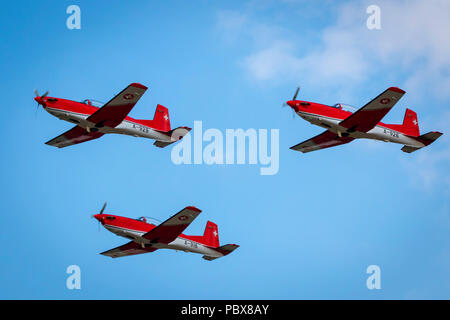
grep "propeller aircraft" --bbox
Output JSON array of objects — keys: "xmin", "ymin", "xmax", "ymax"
[
  {"xmin": 34, "ymin": 83, "xmax": 190, "ymax": 148},
  {"xmin": 93, "ymin": 203, "xmax": 239, "ymax": 261},
  {"xmin": 285, "ymin": 87, "xmax": 443, "ymax": 153}
]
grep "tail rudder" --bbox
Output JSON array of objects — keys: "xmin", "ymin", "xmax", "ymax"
[
  {"xmin": 203, "ymin": 221, "xmax": 219, "ymax": 247},
  {"xmin": 402, "ymin": 108, "xmax": 420, "ymax": 136},
  {"xmin": 152, "ymin": 104, "xmax": 171, "ymax": 132}
]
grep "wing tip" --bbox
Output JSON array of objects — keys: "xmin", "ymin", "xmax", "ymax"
[
  {"xmin": 131, "ymin": 82, "xmax": 148, "ymax": 90},
  {"xmin": 388, "ymin": 86, "xmax": 405, "ymax": 94},
  {"xmin": 186, "ymin": 206, "xmax": 202, "ymax": 213},
  {"xmin": 289, "ymin": 145, "xmax": 306, "ymax": 153}
]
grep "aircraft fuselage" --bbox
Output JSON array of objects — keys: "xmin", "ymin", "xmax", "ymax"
[
  {"xmin": 99, "ymin": 216, "xmax": 224, "ymax": 259},
  {"xmin": 43, "ymin": 98, "xmax": 172, "ymax": 142},
  {"xmin": 296, "ymin": 109, "xmax": 425, "ymax": 149}
]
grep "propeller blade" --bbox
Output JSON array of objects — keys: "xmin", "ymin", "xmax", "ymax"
[
  {"xmin": 100, "ymin": 202, "xmax": 107, "ymax": 214},
  {"xmin": 292, "ymin": 86, "xmax": 300, "ymax": 100},
  {"xmin": 34, "ymin": 89, "xmax": 39, "ymax": 97},
  {"xmin": 41, "ymin": 90, "xmax": 49, "ymax": 98}
]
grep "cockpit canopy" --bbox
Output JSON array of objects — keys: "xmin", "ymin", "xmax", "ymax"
[
  {"xmin": 331, "ymin": 103, "xmax": 357, "ymax": 113},
  {"xmin": 80, "ymin": 99, "xmax": 104, "ymax": 107},
  {"xmin": 136, "ymin": 216, "xmax": 147, "ymax": 223},
  {"xmin": 134, "ymin": 216, "xmax": 161, "ymax": 224}
]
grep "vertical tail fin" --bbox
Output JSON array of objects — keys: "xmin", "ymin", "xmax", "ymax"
[
  {"xmin": 402, "ymin": 108, "xmax": 420, "ymax": 136},
  {"xmin": 203, "ymin": 221, "xmax": 219, "ymax": 247},
  {"xmin": 152, "ymin": 104, "xmax": 171, "ymax": 132}
]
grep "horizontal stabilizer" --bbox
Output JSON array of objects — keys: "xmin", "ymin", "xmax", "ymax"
[
  {"xmin": 419, "ymin": 131, "xmax": 443, "ymax": 144},
  {"xmin": 401, "ymin": 145, "xmax": 421, "ymax": 153},
  {"xmin": 154, "ymin": 140, "xmax": 174, "ymax": 148},
  {"xmin": 153, "ymin": 126, "xmax": 191, "ymax": 148},
  {"xmin": 402, "ymin": 131, "xmax": 443, "ymax": 153},
  {"xmin": 202, "ymin": 244, "xmax": 239, "ymax": 261}
]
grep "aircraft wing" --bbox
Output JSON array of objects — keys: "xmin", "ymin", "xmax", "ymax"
[
  {"xmin": 338, "ymin": 87, "xmax": 405, "ymax": 133},
  {"xmin": 142, "ymin": 206, "xmax": 202, "ymax": 244},
  {"xmin": 100, "ymin": 241, "xmax": 158, "ymax": 258},
  {"xmin": 290, "ymin": 130, "xmax": 354, "ymax": 153},
  {"xmin": 86, "ymin": 82, "xmax": 148, "ymax": 128},
  {"xmin": 45, "ymin": 125, "xmax": 104, "ymax": 148}
]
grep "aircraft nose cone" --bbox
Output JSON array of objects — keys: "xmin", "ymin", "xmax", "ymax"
[
  {"xmin": 34, "ymin": 96, "xmax": 44, "ymax": 105},
  {"xmin": 93, "ymin": 214, "xmax": 103, "ymax": 222},
  {"xmin": 286, "ymin": 100, "xmax": 299, "ymax": 112}
]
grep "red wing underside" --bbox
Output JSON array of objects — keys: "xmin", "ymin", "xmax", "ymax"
[
  {"xmin": 100, "ymin": 241, "xmax": 158, "ymax": 258},
  {"xmin": 338, "ymin": 87, "xmax": 405, "ymax": 133},
  {"xmin": 290, "ymin": 130, "xmax": 354, "ymax": 153},
  {"xmin": 45, "ymin": 125, "xmax": 104, "ymax": 148},
  {"xmin": 142, "ymin": 206, "xmax": 202, "ymax": 244}
]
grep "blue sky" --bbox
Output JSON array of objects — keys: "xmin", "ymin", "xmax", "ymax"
[{"xmin": 1, "ymin": 0, "xmax": 449, "ymax": 299}]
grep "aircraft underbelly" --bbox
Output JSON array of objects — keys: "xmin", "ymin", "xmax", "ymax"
[
  {"xmin": 156, "ymin": 238, "xmax": 221, "ymax": 257},
  {"xmin": 363, "ymin": 126, "xmax": 423, "ymax": 147},
  {"xmin": 110, "ymin": 121, "xmax": 170, "ymax": 141},
  {"xmin": 105, "ymin": 224, "xmax": 145, "ymax": 240}
]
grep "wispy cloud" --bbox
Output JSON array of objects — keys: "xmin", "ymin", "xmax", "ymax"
[
  {"xmin": 216, "ymin": 0, "xmax": 450, "ymax": 189},
  {"xmin": 216, "ymin": 0, "xmax": 450, "ymax": 98}
]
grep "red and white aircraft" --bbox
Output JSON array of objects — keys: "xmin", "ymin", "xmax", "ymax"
[
  {"xmin": 34, "ymin": 83, "xmax": 190, "ymax": 148},
  {"xmin": 286, "ymin": 87, "xmax": 443, "ymax": 153},
  {"xmin": 93, "ymin": 203, "xmax": 239, "ymax": 261}
]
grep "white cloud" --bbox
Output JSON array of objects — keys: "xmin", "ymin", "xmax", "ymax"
[
  {"xmin": 216, "ymin": 1, "xmax": 450, "ymax": 189},
  {"xmin": 216, "ymin": 0, "xmax": 450, "ymax": 98}
]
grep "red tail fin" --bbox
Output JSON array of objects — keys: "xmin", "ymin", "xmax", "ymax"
[
  {"xmin": 152, "ymin": 104, "xmax": 171, "ymax": 132},
  {"xmin": 203, "ymin": 221, "xmax": 219, "ymax": 247},
  {"xmin": 402, "ymin": 108, "xmax": 420, "ymax": 136}
]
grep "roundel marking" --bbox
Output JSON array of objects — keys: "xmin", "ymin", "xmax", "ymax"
[{"xmin": 123, "ymin": 93, "xmax": 134, "ymax": 100}]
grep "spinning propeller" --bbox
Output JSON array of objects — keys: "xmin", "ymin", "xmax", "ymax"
[
  {"xmin": 92, "ymin": 202, "xmax": 107, "ymax": 231},
  {"xmin": 33, "ymin": 89, "xmax": 49, "ymax": 115},
  {"xmin": 282, "ymin": 86, "xmax": 301, "ymax": 119},
  {"xmin": 34, "ymin": 89, "xmax": 49, "ymax": 100}
]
